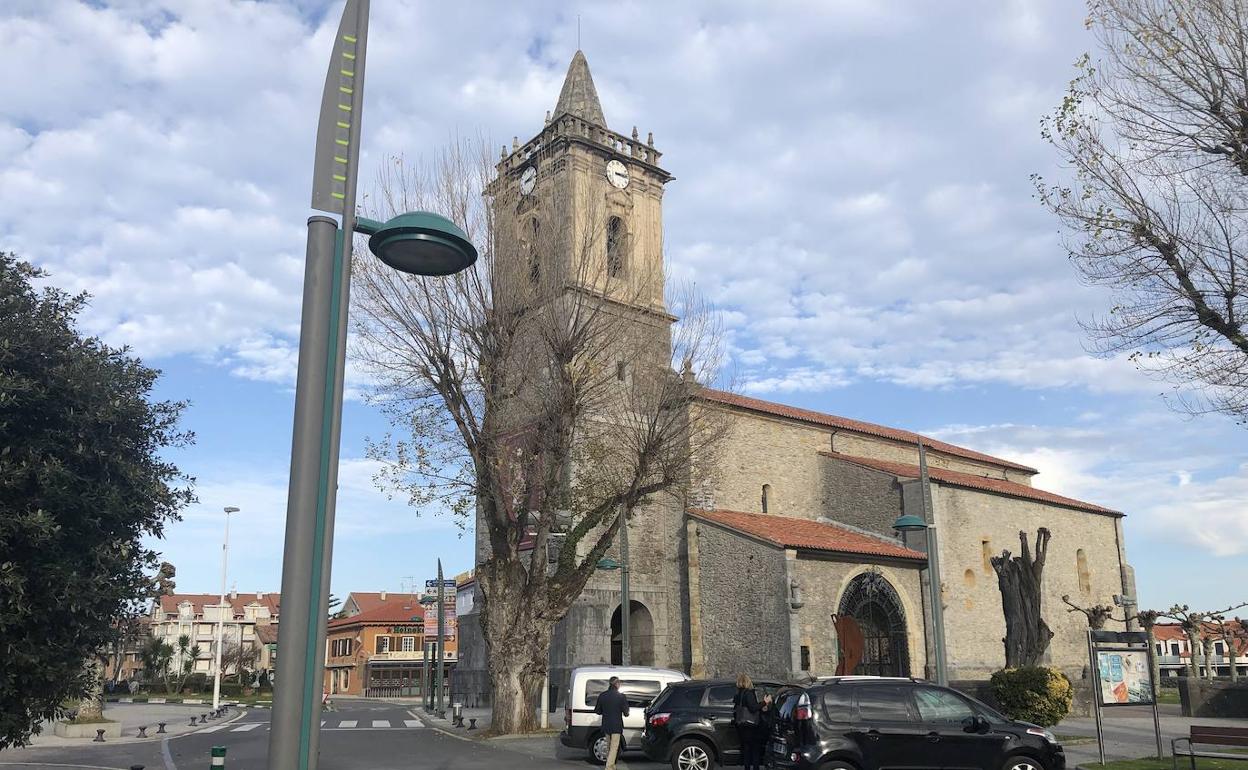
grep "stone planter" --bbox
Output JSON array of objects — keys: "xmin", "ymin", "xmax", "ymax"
[{"xmin": 54, "ymin": 720, "xmax": 121, "ymax": 739}]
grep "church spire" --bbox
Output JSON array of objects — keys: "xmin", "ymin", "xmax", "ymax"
[{"xmin": 553, "ymin": 50, "xmax": 607, "ymax": 127}]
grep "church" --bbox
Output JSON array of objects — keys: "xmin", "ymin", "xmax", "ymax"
[{"xmin": 453, "ymin": 51, "xmax": 1135, "ymax": 709}]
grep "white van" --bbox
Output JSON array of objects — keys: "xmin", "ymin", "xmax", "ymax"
[{"xmin": 560, "ymin": 665, "xmax": 689, "ymax": 763}]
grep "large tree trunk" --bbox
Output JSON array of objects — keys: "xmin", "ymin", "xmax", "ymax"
[
  {"xmin": 76, "ymin": 659, "xmax": 104, "ymax": 721},
  {"xmin": 991, "ymin": 528, "xmax": 1054, "ymax": 668},
  {"xmin": 478, "ymin": 561, "xmax": 558, "ymax": 735}
]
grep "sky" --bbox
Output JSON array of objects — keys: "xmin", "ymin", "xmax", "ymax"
[{"xmin": 2, "ymin": 0, "xmax": 1244, "ymax": 611}]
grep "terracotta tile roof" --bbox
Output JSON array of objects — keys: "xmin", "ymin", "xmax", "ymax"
[
  {"xmin": 688, "ymin": 508, "xmax": 926, "ymax": 562},
  {"xmin": 255, "ymin": 625, "xmax": 279, "ymax": 645},
  {"xmin": 157, "ymin": 592, "xmax": 280, "ymax": 619},
  {"xmin": 329, "ymin": 600, "xmax": 427, "ymax": 629},
  {"xmin": 344, "ymin": 592, "xmax": 413, "ymax": 615},
  {"xmin": 821, "ymin": 452, "xmax": 1122, "ymax": 516},
  {"xmin": 699, "ymin": 387, "xmax": 1038, "ymax": 474}
]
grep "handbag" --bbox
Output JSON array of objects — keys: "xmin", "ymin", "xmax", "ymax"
[{"xmin": 734, "ymin": 693, "xmax": 759, "ymax": 727}]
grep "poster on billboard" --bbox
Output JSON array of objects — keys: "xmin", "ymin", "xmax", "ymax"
[
  {"xmin": 1095, "ymin": 649, "xmax": 1154, "ymax": 705},
  {"xmin": 422, "ymin": 602, "xmax": 457, "ymax": 639}
]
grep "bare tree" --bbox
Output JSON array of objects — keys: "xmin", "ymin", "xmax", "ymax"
[
  {"xmin": 221, "ymin": 640, "xmax": 261, "ymax": 685},
  {"xmin": 1036, "ymin": 0, "xmax": 1248, "ymax": 421},
  {"xmin": 1061, "ymin": 594, "xmax": 1115, "ymax": 629},
  {"xmin": 351, "ymin": 137, "xmax": 728, "ymax": 733},
  {"xmin": 991, "ymin": 528, "xmax": 1054, "ymax": 667},
  {"xmin": 1162, "ymin": 602, "xmax": 1248, "ymax": 679}
]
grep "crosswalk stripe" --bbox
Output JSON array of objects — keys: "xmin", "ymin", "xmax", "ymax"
[
  {"xmin": 197, "ymin": 724, "xmax": 231, "ymax": 733},
  {"xmin": 232, "ymin": 723, "xmax": 262, "ymax": 732},
  {"xmin": 404, "ymin": 720, "xmax": 422, "ymax": 728},
  {"xmin": 338, "ymin": 720, "xmax": 357, "ymax": 728},
  {"xmin": 371, "ymin": 720, "xmax": 390, "ymax": 728}
]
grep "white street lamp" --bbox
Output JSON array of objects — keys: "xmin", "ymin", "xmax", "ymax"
[{"xmin": 213, "ymin": 506, "xmax": 241, "ymax": 710}]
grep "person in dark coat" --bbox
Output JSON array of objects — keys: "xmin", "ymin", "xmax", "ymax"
[
  {"xmin": 733, "ymin": 673, "xmax": 765, "ymax": 770},
  {"xmin": 594, "ymin": 676, "xmax": 630, "ymax": 770}
]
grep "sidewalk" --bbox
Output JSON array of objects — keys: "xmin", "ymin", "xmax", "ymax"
[
  {"xmin": 1058, "ymin": 707, "xmax": 1248, "ymax": 766},
  {"xmin": 20, "ymin": 702, "xmax": 246, "ymax": 747}
]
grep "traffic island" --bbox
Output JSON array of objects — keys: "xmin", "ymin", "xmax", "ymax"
[{"xmin": 53, "ymin": 719, "xmax": 121, "ymax": 740}]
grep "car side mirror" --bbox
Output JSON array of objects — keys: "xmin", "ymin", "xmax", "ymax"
[{"xmin": 962, "ymin": 715, "xmax": 989, "ymax": 734}]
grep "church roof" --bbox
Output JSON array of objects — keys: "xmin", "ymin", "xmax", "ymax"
[
  {"xmin": 820, "ymin": 452, "xmax": 1122, "ymax": 516},
  {"xmin": 699, "ymin": 387, "xmax": 1038, "ymax": 474},
  {"xmin": 688, "ymin": 508, "xmax": 927, "ymax": 562},
  {"xmin": 553, "ymin": 50, "xmax": 607, "ymax": 126}
]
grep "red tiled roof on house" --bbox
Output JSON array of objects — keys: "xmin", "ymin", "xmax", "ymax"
[
  {"xmin": 699, "ymin": 387, "xmax": 1039, "ymax": 474},
  {"xmin": 821, "ymin": 452, "xmax": 1121, "ymax": 516},
  {"xmin": 157, "ymin": 592, "xmax": 280, "ymax": 618},
  {"xmin": 688, "ymin": 508, "xmax": 927, "ymax": 562},
  {"xmin": 329, "ymin": 600, "xmax": 427, "ymax": 629},
  {"xmin": 256, "ymin": 625, "xmax": 279, "ymax": 645}
]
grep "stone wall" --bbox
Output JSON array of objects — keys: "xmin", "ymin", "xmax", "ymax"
[
  {"xmin": 693, "ymin": 521, "xmax": 792, "ymax": 679},
  {"xmin": 935, "ymin": 484, "xmax": 1129, "ymax": 680},
  {"xmin": 1179, "ymin": 678, "xmax": 1248, "ymax": 718},
  {"xmin": 820, "ymin": 459, "xmax": 905, "ymax": 537},
  {"xmin": 791, "ymin": 558, "xmax": 926, "ymax": 678}
]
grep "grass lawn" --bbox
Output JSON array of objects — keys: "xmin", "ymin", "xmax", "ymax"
[
  {"xmin": 1081, "ymin": 759, "xmax": 1248, "ymax": 770},
  {"xmin": 1158, "ymin": 687, "xmax": 1180, "ymax": 705}
]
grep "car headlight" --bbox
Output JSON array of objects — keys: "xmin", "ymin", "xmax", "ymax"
[{"xmin": 1026, "ymin": 727, "xmax": 1058, "ymax": 744}]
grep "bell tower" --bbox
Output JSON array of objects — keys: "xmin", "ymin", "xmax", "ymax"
[{"xmin": 488, "ymin": 50, "xmax": 674, "ymax": 323}]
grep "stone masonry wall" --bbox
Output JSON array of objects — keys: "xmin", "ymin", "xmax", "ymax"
[
  {"xmin": 791, "ymin": 558, "xmax": 926, "ymax": 677},
  {"xmin": 820, "ymin": 460, "xmax": 905, "ymax": 537},
  {"xmin": 694, "ymin": 521, "xmax": 792, "ymax": 680},
  {"xmin": 934, "ymin": 484, "xmax": 1129, "ymax": 680}
]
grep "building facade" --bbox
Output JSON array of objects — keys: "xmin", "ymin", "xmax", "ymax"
[
  {"xmin": 149, "ymin": 592, "xmax": 280, "ymax": 681},
  {"xmin": 453, "ymin": 50, "xmax": 1137, "ymax": 709},
  {"xmin": 326, "ymin": 591, "xmax": 457, "ymax": 697},
  {"xmin": 1154, "ymin": 622, "xmax": 1248, "ymax": 679}
]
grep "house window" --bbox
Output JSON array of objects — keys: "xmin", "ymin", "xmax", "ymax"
[
  {"xmin": 342, "ymin": 669, "xmax": 350, "ymax": 690},
  {"xmin": 1156, "ymin": 643, "xmax": 1163, "ymax": 655},
  {"xmin": 1216, "ymin": 642, "xmax": 1226, "ymax": 656},
  {"xmin": 800, "ymin": 645, "xmax": 811, "ymax": 671},
  {"xmin": 402, "ymin": 636, "xmax": 416, "ymax": 652},
  {"xmin": 606, "ymin": 216, "xmax": 625, "ymax": 277},
  {"xmin": 1171, "ymin": 642, "xmax": 1181, "ymax": 656},
  {"xmin": 761, "ymin": 484, "xmax": 770, "ymax": 513},
  {"xmin": 1076, "ymin": 549, "xmax": 1091, "ymax": 594},
  {"xmin": 376, "ymin": 636, "xmax": 390, "ymax": 654}
]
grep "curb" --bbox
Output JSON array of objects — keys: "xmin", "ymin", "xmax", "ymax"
[{"xmin": 411, "ymin": 710, "xmax": 480, "ymax": 744}]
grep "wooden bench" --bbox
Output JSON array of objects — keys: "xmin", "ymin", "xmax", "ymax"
[{"xmin": 1172, "ymin": 725, "xmax": 1248, "ymax": 770}]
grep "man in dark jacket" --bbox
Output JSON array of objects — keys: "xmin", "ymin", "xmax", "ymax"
[{"xmin": 594, "ymin": 676, "xmax": 630, "ymax": 770}]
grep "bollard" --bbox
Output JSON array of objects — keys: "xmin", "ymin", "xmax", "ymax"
[
  {"xmin": 137, "ymin": 725, "xmax": 148, "ymax": 738},
  {"xmin": 190, "ymin": 716, "xmax": 198, "ymax": 726},
  {"xmin": 467, "ymin": 718, "xmax": 477, "ymax": 730},
  {"xmin": 94, "ymin": 728, "xmax": 106, "ymax": 742},
  {"xmin": 157, "ymin": 722, "xmax": 167, "ymax": 734},
  {"xmin": 210, "ymin": 745, "xmax": 226, "ymax": 769},
  {"xmin": 201, "ymin": 713, "xmax": 208, "ymax": 723}
]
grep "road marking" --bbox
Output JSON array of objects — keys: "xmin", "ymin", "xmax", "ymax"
[
  {"xmin": 371, "ymin": 720, "xmax": 390, "ymax": 728},
  {"xmin": 338, "ymin": 720, "xmax": 357, "ymax": 728},
  {"xmin": 231, "ymin": 723, "xmax": 262, "ymax": 732},
  {"xmin": 404, "ymin": 720, "xmax": 422, "ymax": 728},
  {"xmin": 196, "ymin": 724, "xmax": 231, "ymax": 733}
]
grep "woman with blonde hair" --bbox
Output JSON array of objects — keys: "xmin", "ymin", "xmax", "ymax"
[{"xmin": 732, "ymin": 673, "xmax": 765, "ymax": 770}]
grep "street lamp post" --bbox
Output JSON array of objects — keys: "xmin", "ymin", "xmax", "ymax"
[
  {"xmin": 269, "ymin": 2, "xmax": 477, "ymax": 768},
  {"xmin": 892, "ymin": 440, "xmax": 949, "ymax": 686},
  {"xmin": 213, "ymin": 506, "xmax": 240, "ymax": 711}
]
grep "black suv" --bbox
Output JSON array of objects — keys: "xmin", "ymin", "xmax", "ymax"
[
  {"xmin": 769, "ymin": 677, "xmax": 1065, "ymax": 770},
  {"xmin": 641, "ymin": 678, "xmax": 784, "ymax": 770}
]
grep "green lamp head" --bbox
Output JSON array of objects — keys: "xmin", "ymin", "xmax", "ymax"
[
  {"xmin": 367, "ymin": 211, "xmax": 477, "ymax": 276},
  {"xmin": 596, "ymin": 558, "xmax": 621, "ymax": 571},
  {"xmin": 892, "ymin": 514, "xmax": 928, "ymax": 532}
]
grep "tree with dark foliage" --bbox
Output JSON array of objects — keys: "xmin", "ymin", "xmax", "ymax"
[{"xmin": 0, "ymin": 254, "xmax": 194, "ymax": 748}]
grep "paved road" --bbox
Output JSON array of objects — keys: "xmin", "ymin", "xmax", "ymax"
[{"xmin": 0, "ymin": 700, "xmax": 583, "ymax": 770}]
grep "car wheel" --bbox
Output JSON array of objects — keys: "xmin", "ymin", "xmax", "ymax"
[
  {"xmin": 1003, "ymin": 757, "xmax": 1045, "ymax": 770},
  {"xmin": 670, "ymin": 738, "xmax": 716, "ymax": 770},
  {"xmin": 589, "ymin": 732, "xmax": 610, "ymax": 765}
]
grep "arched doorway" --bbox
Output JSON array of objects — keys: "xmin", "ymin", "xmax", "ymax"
[
  {"xmin": 837, "ymin": 570, "xmax": 909, "ymax": 677},
  {"xmin": 610, "ymin": 600, "xmax": 655, "ymax": 666}
]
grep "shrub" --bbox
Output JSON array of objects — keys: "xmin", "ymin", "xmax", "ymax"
[
  {"xmin": 989, "ymin": 667, "xmax": 1073, "ymax": 727},
  {"xmin": 183, "ymin": 674, "xmax": 208, "ymax": 693}
]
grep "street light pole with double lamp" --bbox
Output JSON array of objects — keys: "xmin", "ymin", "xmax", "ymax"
[{"xmin": 213, "ymin": 505, "xmax": 240, "ymax": 711}]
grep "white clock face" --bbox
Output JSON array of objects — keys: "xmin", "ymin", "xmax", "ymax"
[
  {"xmin": 606, "ymin": 159, "xmax": 629, "ymax": 189},
  {"xmin": 520, "ymin": 166, "xmax": 537, "ymax": 195}
]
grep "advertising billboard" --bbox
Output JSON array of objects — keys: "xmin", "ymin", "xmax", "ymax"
[{"xmin": 1095, "ymin": 649, "xmax": 1154, "ymax": 705}]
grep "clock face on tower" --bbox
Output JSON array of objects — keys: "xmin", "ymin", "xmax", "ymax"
[
  {"xmin": 606, "ymin": 159, "xmax": 630, "ymax": 190},
  {"xmin": 520, "ymin": 166, "xmax": 537, "ymax": 196}
]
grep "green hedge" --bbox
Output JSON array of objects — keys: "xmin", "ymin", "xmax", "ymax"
[{"xmin": 990, "ymin": 667, "xmax": 1073, "ymax": 727}]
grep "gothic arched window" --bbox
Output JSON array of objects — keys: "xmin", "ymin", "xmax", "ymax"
[
  {"xmin": 606, "ymin": 216, "xmax": 625, "ymax": 278},
  {"xmin": 527, "ymin": 218, "xmax": 541, "ymax": 285}
]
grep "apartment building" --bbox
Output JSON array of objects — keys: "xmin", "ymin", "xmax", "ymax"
[{"xmin": 150, "ymin": 591, "xmax": 280, "ymax": 679}]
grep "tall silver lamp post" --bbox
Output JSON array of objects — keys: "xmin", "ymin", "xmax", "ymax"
[
  {"xmin": 892, "ymin": 440, "xmax": 949, "ymax": 686},
  {"xmin": 213, "ymin": 505, "xmax": 240, "ymax": 711},
  {"xmin": 268, "ymin": 2, "xmax": 477, "ymax": 768}
]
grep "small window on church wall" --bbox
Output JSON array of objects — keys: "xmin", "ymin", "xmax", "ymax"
[
  {"xmin": 528, "ymin": 218, "xmax": 541, "ymax": 285},
  {"xmin": 606, "ymin": 216, "xmax": 625, "ymax": 278},
  {"xmin": 761, "ymin": 484, "xmax": 770, "ymax": 513},
  {"xmin": 963, "ymin": 568, "xmax": 976, "ymax": 589},
  {"xmin": 981, "ymin": 538, "xmax": 992, "ymax": 574},
  {"xmin": 800, "ymin": 645, "xmax": 811, "ymax": 671},
  {"xmin": 616, "ymin": 361, "xmax": 628, "ymax": 382},
  {"xmin": 1077, "ymin": 549, "xmax": 1091, "ymax": 594}
]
